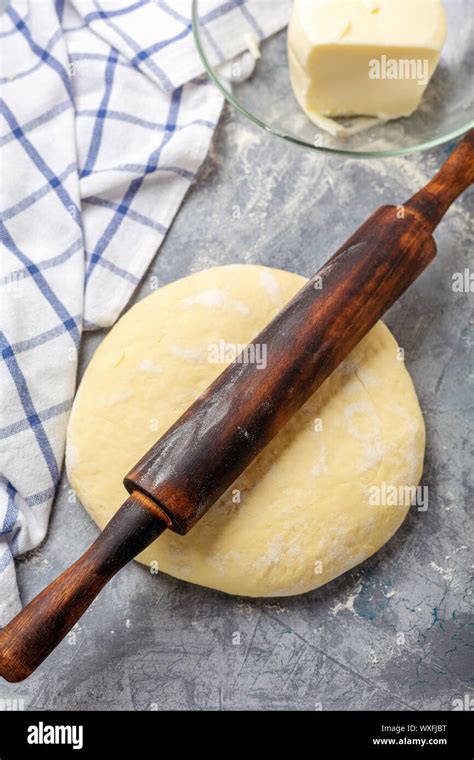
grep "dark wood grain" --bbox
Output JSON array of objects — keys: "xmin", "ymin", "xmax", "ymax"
[
  {"xmin": 0, "ymin": 492, "xmax": 171, "ymax": 682},
  {"xmin": 405, "ymin": 129, "xmax": 474, "ymax": 230},
  {"xmin": 1, "ymin": 128, "xmax": 472, "ymax": 682}
]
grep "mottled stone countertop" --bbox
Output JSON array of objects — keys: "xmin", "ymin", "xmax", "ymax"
[{"xmin": 4, "ymin": 103, "xmax": 473, "ymax": 711}]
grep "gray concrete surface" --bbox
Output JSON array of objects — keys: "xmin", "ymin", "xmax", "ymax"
[{"xmin": 3, "ymin": 103, "xmax": 473, "ymax": 711}]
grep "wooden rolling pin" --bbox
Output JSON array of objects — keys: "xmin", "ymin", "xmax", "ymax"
[{"xmin": 1, "ymin": 130, "xmax": 473, "ymax": 683}]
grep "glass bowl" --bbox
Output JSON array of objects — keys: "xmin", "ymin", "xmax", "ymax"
[{"xmin": 192, "ymin": 0, "xmax": 474, "ymax": 157}]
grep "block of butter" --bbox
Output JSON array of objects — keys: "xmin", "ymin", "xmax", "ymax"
[{"xmin": 288, "ymin": 0, "xmax": 447, "ymax": 123}]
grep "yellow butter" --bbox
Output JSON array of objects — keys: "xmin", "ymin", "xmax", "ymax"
[{"xmin": 288, "ymin": 0, "xmax": 447, "ymax": 122}]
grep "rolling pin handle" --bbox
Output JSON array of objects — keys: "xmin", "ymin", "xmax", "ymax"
[
  {"xmin": 405, "ymin": 128, "xmax": 474, "ymax": 231},
  {"xmin": 0, "ymin": 492, "xmax": 170, "ymax": 683}
]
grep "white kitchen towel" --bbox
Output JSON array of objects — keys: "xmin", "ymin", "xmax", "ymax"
[{"xmin": 0, "ymin": 0, "xmax": 289, "ymax": 623}]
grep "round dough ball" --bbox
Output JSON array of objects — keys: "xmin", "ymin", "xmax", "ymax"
[{"xmin": 66, "ymin": 265, "xmax": 425, "ymax": 597}]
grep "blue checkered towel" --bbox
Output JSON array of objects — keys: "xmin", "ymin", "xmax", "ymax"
[{"xmin": 0, "ymin": 0, "xmax": 289, "ymax": 623}]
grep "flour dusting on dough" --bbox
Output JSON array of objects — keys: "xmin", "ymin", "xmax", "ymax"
[
  {"xmin": 344, "ymin": 399, "xmax": 375, "ymax": 427},
  {"xmin": 259, "ymin": 269, "xmax": 283, "ymax": 306},
  {"xmin": 311, "ymin": 444, "xmax": 328, "ymax": 477},
  {"xmin": 209, "ymin": 549, "xmax": 244, "ymax": 575},
  {"xmin": 233, "ymin": 300, "xmax": 250, "ymax": 316},
  {"xmin": 138, "ymin": 358, "xmax": 163, "ymax": 374},
  {"xmin": 343, "ymin": 398, "xmax": 386, "ymax": 472},
  {"xmin": 99, "ymin": 390, "xmax": 133, "ymax": 407},
  {"xmin": 355, "ymin": 365, "xmax": 377, "ymax": 389},
  {"xmin": 170, "ymin": 344, "xmax": 205, "ymax": 363},
  {"xmin": 182, "ymin": 288, "xmax": 250, "ymax": 316},
  {"xmin": 255, "ymin": 536, "xmax": 284, "ymax": 570},
  {"xmin": 182, "ymin": 288, "xmax": 225, "ymax": 309},
  {"xmin": 359, "ymin": 441, "xmax": 386, "ymax": 473}
]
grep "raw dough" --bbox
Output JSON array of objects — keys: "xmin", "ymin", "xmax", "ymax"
[{"xmin": 66, "ymin": 265, "xmax": 425, "ymax": 597}]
